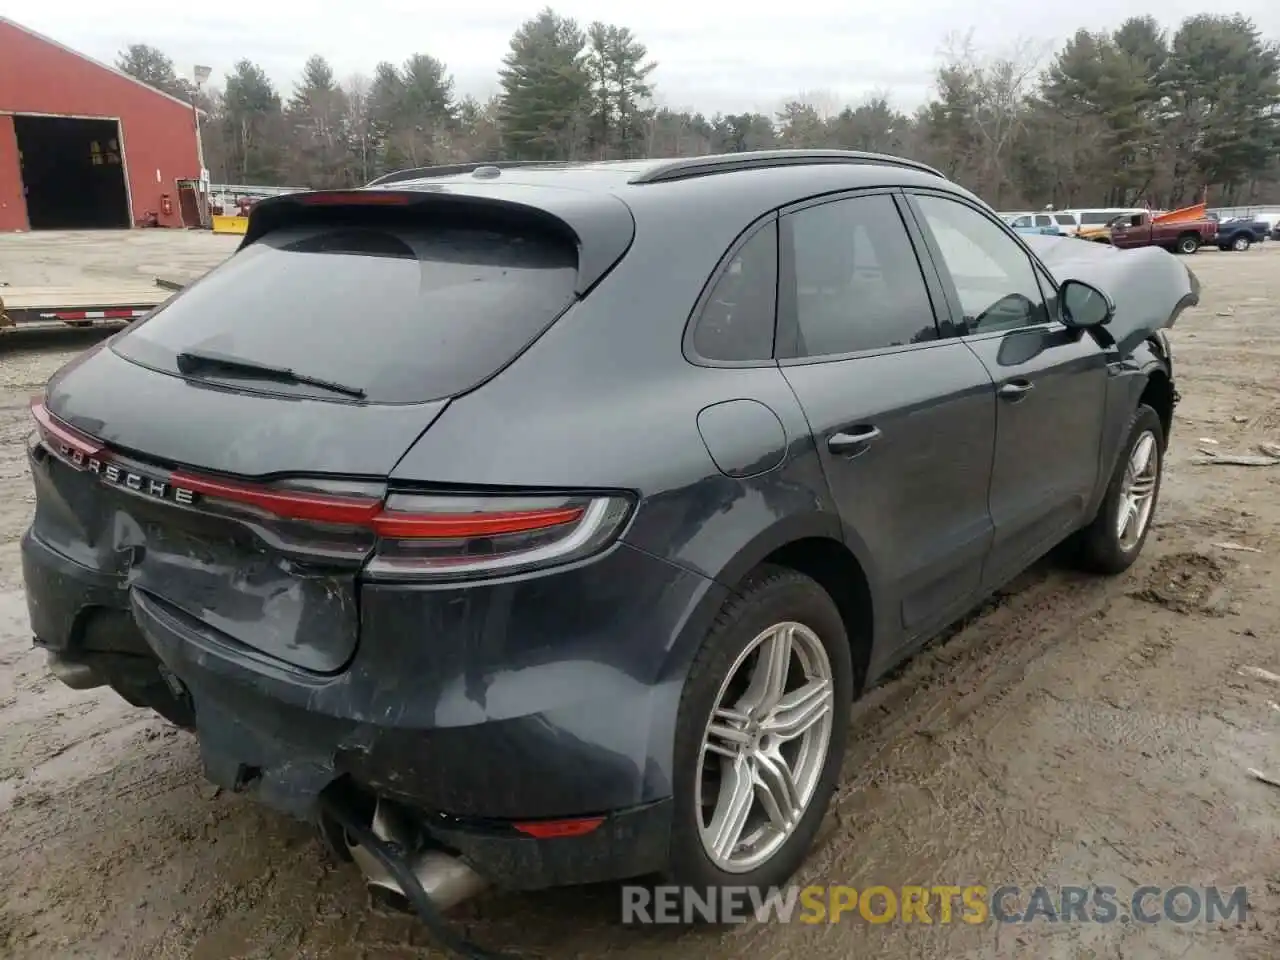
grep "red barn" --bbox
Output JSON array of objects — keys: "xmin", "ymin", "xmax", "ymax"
[{"xmin": 0, "ymin": 17, "xmax": 200, "ymax": 231}]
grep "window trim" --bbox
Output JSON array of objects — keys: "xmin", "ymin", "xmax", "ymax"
[
  {"xmin": 900, "ymin": 188, "xmax": 1065, "ymax": 341},
  {"xmin": 773, "ymin": 187, "xmax": 952, "ymax": 367},
  {"xmin": 682, "ymin": 213, "xmax": 780, "ymax": 368},
  {"xmin": 1032, "ymin": 262, "xmax": 1061, "ymax": 325}
]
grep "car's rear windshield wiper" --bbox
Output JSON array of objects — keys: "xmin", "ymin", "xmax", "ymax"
[{"xmin": 175, "ymin": 349, "xmax": 367, "ymax": 399}]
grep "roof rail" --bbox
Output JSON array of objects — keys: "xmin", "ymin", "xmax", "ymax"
[
  {"xmin": 366, "ymin": 161, "xmax": 571, "ymax": 187},
  {"xmin": 629, "ymin": 150, "xmax": 944, "ymax": 185}
]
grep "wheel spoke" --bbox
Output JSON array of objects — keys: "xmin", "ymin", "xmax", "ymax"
[
  {"xmin": 740, "ymin": 625, "xmax": 794, "ymax": 716},
  {"xmin": 1115, "ymin": 495, "xmax": 1135, "ymax": 539},
  {"xmin": 1130, "ymin": 434, "xmax": 1155, "ymax": 477},
  {"xmin": 1129, "ymin": 475, "xmax": 1157, "ymax": 499},
  {"xmin": 752, "ymin": 751, "xmax": 802, "ymax": 831},
  {"xmin": 761, "ymin": 678, "xmax": 833, "ymax": 741},
  {"xmin": 706, "ymin": 708, "xmax": 751, "ymax": 758},
  {"xmin": 708, "ymin": 753, "xmax": 755, "ymax": 860},
  {"xmin": 1122, "ymin": 503, "xmax": 1140, "ymax": 541}
]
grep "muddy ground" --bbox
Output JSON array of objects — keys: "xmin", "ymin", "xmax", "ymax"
[{"xmin": 1, "ymin": 243, "xmax": 1278, "ymax": 959}]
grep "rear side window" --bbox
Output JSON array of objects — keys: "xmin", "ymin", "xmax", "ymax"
[
  {"xmin": 781, "ymin": 193, "xmax": 938, "ymax": 358},
  {"xmin": 1080, "ymin": 212, "xmax": 1111, "ymax": 225},
  {"xmin": 1056, "ymin": 213, "xmax": 1078, "ymax": 225},
  {"xmin": 691, "ymin": 222, "xmax": 778, "ymax": 362},
  {"xmin": 112, "ymin": 220, "xmax": 579, "ymax": 404},
  {"xmin": 1034, "ymin": 215, "xmax": 1051, "ymax": 226}
]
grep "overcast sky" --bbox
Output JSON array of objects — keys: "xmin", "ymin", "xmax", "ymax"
[{"xmin": 8, "ymin": 2, "xmax": 1280, "ymax": 115}]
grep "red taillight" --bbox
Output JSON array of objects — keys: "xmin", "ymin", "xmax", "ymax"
[
  {"xmin": 169, "ymin": 470, "xmax": 383, "ymax": 525},
  {"xmin": 29, "ymin": 400, "xmax": 631, "ymax": 580},
  {"xmin": 364, "ymin": 493, "xmax": 631, "ymax": 581},
  {"xmin": 30, "ymin": 397, "xmax": 104, "ymax": 459},
  {"xmin": 295, "ymin": 191, "xmax": 411, "ymax": 206},
  {"xmin": 513, "ymin": 817, "xmax": 605, "ymax": 839},
  {"xmin": 370, "ymin": 505, "xmax": 584, "ymax": 539}
]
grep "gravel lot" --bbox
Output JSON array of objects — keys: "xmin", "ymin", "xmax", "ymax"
[{"xmin": 1, "ymin": 238, "xmax": 1278, "ymax": 959}]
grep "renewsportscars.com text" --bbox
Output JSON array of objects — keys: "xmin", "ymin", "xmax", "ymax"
[{"xmin": 622, "ymin": 884, "xmax": 1250, "ymax": 925}]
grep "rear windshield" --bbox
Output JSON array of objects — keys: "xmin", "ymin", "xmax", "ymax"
[{"xmin": 112, "ymin": 219, "xmax": 579, "ymax": 404}]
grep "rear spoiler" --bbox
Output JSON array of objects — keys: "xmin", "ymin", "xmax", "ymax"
[{"xmin": 240, "ymin": 187, "xmax": 637, "ymax": 297}]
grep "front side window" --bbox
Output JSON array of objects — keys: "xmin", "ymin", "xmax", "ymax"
[
  {"xmin": 912, "ymin": 194, "xmax": 1049, "ymax": 335},
  {"xmin": 782, "ymin": 193, "xmax": 938, "ymax": 358}
]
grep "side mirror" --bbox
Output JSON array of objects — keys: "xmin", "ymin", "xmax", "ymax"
[{"xmin": 1060, "ymin": 279, "xmax": 1114, "ymax": 329}]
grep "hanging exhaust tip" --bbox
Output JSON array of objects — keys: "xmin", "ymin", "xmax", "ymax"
[
  {"xmin": 345, "ymin": 798, "xmax": 488, "ymax": 912},
  {"xmin": 46, "ymin": 651, "xmax": 106, "ymax": 690},
  {"xmin": 352, "ymin": 846, "xmax": 490, "ymax": 913}
]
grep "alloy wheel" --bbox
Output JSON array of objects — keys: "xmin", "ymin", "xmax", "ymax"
[
  {"xmin": 1117, "ymin": 430, "xmax": 1159, "ymax": 551},
  {"xmin": 696, "ymin": 621, "xmax": 835, "ymax": 873}
]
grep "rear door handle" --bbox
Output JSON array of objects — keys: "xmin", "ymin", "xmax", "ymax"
[
  {"xmin": 828, "ymin": 426, "xmax": 881, "ymax": 455},
  {"xmin": 998, "ymin": 379, "xmax": 1034, "ymax": 401}
]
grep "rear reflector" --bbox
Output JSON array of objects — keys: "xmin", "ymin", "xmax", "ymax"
[{"xmin": 513, "ymin": 817, "xmax": 605, "ymax": 839}]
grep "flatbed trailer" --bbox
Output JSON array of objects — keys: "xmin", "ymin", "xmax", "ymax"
[{"xmin": 0, "ymin": 279, "xmax": 178, "ymax": 333}]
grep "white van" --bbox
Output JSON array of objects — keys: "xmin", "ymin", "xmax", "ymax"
[{"xmin": 1004, "ymin": 211, "xmax": 1081, "ymax": 236}]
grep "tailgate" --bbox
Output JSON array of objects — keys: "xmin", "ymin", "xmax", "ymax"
[
  {"xmin": 32, "ymin": 350, "xmax": 448, "ymax": 674},
  {"xmin": 31, "ymin": 196, "xmax": 588, "ymax": 673}
]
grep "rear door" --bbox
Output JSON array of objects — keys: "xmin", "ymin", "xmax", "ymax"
[
  {"xmin": 776, "ymin": 189, "xmax": 997, "ymax": 647},
  {"xmin": 902, "ymin": 190, "xmax": 1110, "ymax": 586},
  {"xmin": 35, "ymin": 204, "xmax": 583, "ymax": 673}
]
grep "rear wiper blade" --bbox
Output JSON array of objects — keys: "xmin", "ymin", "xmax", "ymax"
[{"xmin": 175, "ymin": 349, "xmax": 366, "ymax": 399}]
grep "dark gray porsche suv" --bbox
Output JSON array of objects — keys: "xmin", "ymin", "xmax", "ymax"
[{"xmin": 22, "ymin": 151, "xmax": 1196, "ymax": 927}]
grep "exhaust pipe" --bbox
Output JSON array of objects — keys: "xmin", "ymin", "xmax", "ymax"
[
  {"xmin": 47, "ymin": 651, "xmax": 106, "ymax": 690},
  {"xmin": 320, "ymin": 790, "xmax": 510, "ymax": 959},
  {"xmin": 344, "ymin": 797, "xmax": 488, "ymax": 912}
]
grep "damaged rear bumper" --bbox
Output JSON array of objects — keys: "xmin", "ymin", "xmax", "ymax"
[{"xmin": 21, "ymin": 528, "xmax": 723, "ymax": 889}]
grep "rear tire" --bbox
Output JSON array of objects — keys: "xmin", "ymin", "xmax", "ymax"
[
  {"xmin": 1176, "ymin": 233, "xmax": 1200, "ymax": 255},
  {"xmin": 665, "ymin": 565, "xmax": 853, "ymax": 901},
  {"xmin": 1072, "ymin": 404, "xmax": 1164, "ymax": 575}
]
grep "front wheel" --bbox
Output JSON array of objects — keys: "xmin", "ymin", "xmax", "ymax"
[
  {"xmin": 1072, "ymin": 404, "xmax": 1164, "ymax": 575},
  {"xmin": 666, "ymin": 565, "xmax": 853, "ymax": 898},
  {"xmin": 1177, "ymin": 234, "xmax": 1201, "ymax": 255},
  {"xmin": 1232, "ymin": 234, "xmax": 1251, "ymax": 252}
]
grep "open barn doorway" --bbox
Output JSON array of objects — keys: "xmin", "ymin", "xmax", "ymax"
[{"xmin": 14, "ymin": 115, "xmax": 130, "ymax": 229}]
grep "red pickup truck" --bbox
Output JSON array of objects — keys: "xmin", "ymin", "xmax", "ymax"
[{"xmin": 1109, "ymin": 211, "xmax": 1217, "ymax": 254}]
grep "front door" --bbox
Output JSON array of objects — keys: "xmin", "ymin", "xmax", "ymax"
[
  {"xmin": 775, "ymin": 190, "xmax": 998, "ymax": 649},
  {"xmin": 905, "ymin": 191, "xmax": 1111, "ymax": 585}
]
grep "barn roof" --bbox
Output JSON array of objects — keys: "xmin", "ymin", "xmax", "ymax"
[{"xmin": 0, "ymin": 17, "xmax": 207, "ymax": 115}]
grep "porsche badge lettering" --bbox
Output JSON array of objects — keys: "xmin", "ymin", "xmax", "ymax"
[{"xmin": 57, "ymin": 443, "xmax": 196, "ymax": 506}]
